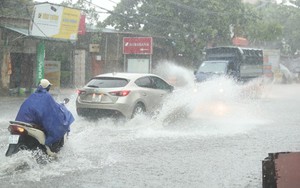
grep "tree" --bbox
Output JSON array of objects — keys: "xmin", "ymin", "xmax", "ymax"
[
  {"xmin": 103, "ymin": 0, "xmax": 259, "ymax": 66},
  {"xmin": 243, "ymin": 2, "xmax": 283, "ymax": 48},
  {"xmin": 279, "ymin": 5, "xmax": 300, "ymax": 55},
  {"xmin": 0, "ymin": 0, "xmax": 34, "ymax": 18},
  {"xmin": 246, "ymin": 1, "xmax": 300, "ymax": 55}
]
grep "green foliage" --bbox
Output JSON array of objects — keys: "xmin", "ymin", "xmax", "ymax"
[
  {"xmin": 247, "ymin": 2, "xmax": 300, "ymax": 55},
  {"xmin": 280, "ymin": 6, "xmax": 300, "ymax": 54},
  {"xmin": 0, "ymin": 0, "xmax": 34, "ymax": 18},
  {"xmin": 290, "ymin": 0, "xmax": 300, "ymax": 7},
  {"xmin": 103, "ymin": 0, "xmax": 258, "ymax": 64}
]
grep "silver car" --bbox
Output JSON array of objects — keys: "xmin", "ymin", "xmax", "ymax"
[{"xmin": 76, "ymin": 72, "xmax": 174, "ymax": 119}]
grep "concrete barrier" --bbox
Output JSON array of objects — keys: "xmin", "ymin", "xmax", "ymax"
[{"xmin": 263, "ymin": 152, "xmax": 300, "ymax": 188}]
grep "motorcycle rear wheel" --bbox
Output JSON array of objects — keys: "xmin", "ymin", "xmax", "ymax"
[{"xmin": 5, "ymin": 135, "xmax": 43, "ymax": 157}]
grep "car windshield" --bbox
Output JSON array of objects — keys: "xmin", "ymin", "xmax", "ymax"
[
  {"xmin": 197, "ymin": 61, "xmax": 227, "ymax": 74},
  {"xmin": 86, "ymin": 77, "xmax": 128, "ymax": 88}
]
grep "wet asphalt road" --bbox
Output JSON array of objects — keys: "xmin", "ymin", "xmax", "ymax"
[{"xmin": 0, "ymin": 83, "xmax": 300, "ymax": 188}]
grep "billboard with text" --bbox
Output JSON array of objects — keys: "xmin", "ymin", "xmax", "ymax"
[{"xmin": 30, "ymin": 3, "xmax": 81, "ymax": 40}]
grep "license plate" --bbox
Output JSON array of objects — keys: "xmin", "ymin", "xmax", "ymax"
[
  {"xmin": 8, "ymin": 135, "xmax": 20, "ymax": 144},
  {"xmin": 92, "ymin": 93, "xmax": 102, "ymax": 102}
]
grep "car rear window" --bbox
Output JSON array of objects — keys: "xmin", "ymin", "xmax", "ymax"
[{"xmin": 86, "ymin": 77, "xmax": 129, "ymax": 88}]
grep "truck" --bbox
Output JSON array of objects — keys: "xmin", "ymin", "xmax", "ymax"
[{"xmin": 194, "ymin": 46, "xmax": 264, "ymax": 83}]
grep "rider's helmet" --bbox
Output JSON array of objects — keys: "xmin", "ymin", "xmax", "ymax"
[{"xmin": 39, "ymin": 79, "xmax": 52, "ymax": 91}]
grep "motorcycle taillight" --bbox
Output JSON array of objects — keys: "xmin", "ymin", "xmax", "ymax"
[{"xmin": 8, "ymin": 125, "xmax": 27, "ymax": 135}]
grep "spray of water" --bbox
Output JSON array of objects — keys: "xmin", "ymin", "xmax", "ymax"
[
  {"xmin": 132, "ymin": 61, "xmax": 267, "ymax": 138},
  {"xmin": 0, "ymin": 61, "xmax": 268, "ymax": 182},
  {"xmin": 153, "ymin": 61, "xmax": 195, "ymax": 88}
]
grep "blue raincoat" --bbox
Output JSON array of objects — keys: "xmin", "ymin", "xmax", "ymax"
[{"xmin": 15, "ymin": 86, "xmax": 75, "ymax": 146}]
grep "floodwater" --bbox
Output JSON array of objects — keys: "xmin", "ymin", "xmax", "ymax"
[{"xmin": 0, "ymin": 62, "xmax": 300, "ymax": 188}]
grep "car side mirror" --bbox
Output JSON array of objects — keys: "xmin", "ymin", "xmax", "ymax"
[{"xmin": 63, "ymin": 98, "xmax": 70, "ymax": 104}]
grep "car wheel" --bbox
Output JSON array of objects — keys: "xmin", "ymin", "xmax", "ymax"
[
  {"xmin": 77, "ymin": 108, "xmax": 85, "ymax": 117},
  {"xmin": 131, "ymin": 103, "xmax": 145, "ymax": 118}
]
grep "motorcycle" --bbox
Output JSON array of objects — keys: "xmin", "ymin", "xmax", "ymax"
[{"xmin": 5, "ymin": 98, "xmax": 71, "ymax": 161}]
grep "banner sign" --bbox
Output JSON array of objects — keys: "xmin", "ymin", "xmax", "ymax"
[
  {"xmin": 78, "ymin": 14, "xmax": 86, "ymax": 35},
  {"xmin": 30, "ymin": 3, "xmax": 81, "ymax": 40},
  {"xmin": 36, "ymin": 41, "xmax": 45, "ymax": 85},
  {"xmin": 45, "ymin": 61, "xmax": 61, "ymax": 89},
  {"xmin": 123, "ymin": 37, "xmax": 153, "ymax": 54},
  {"xmin": 73, "ymin": 50, "xmax": 86, "ymax": 87}
]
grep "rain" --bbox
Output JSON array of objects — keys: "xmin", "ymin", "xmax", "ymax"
[
  {"xmin": 1, "ymin": 0, "xmax": 300, "ymax": 188},
  {"xmin": 1, "ymin": 61, "xmax": 300, "ymax": 187}
]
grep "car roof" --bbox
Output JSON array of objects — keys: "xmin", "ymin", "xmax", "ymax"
[
  {"xmin": 203, "ymin": 60, "xmax": 229, "ymax": 63},
  {"xmin": 93, "ymin": 72, "xmax": 160, "ymax": 80}
]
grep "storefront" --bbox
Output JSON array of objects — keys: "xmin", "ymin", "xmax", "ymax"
[{"xmin": 0, "ymin": 23, "xmax": 39, "ymax": 96}]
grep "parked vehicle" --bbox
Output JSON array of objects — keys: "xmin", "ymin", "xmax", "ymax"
[
  {"xmin": 194, "ymin": 46, "xmax": 264, "ymax": 83},
  {"xmin": 76, "ymin": 72, "xmax": 174, "ymax": 119}
]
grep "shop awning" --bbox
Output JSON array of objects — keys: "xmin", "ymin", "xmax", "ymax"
[
  {"xmin": 0, "ymin": 24, "xmax": 75, "ymax": 42},
  {"xmin": 1, "ymin": 25, "xmax": 29, "ymax": 36}
]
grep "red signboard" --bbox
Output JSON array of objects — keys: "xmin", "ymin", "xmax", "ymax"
[
  {"xmin": 78, "ymin": 14, "xmax": 86, "ymax": 35},
  {"xmin": 123, "ymin": 37, "xmax": 153, "ymax": 54}
]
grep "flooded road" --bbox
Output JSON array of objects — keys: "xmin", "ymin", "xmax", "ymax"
[{"xmin": 1, "ymin": 78, "xmax": 300, "ymax": 188}]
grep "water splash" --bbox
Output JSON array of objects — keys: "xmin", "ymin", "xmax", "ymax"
[{"xmin": 0, "ymin": 61, "xmax": 269, "ymax": 185}]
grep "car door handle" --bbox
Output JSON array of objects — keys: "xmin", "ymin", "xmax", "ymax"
[
  {"xmin": 160, "ymin": 94, "xmax": 164, "ymax": 97},
  {"xmin": 142, "ymin": 93, "xmax": 147, "ymax": 96}
]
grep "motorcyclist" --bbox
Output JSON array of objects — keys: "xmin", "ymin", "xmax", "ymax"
[{"xmin": 15, "ymin": 79, "xmax": 75, "ymax": 155}]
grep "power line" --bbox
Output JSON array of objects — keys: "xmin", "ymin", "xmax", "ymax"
[
  {"xmin": 77, "ymin": 0, "xmax": 203, "ymax": 40},
  {"xmin": 73, "ymin": 0, "xmax": 258, "ymax": 42},
  {"xmin": 82, "ymin": 0, "xmax": 114, "ymax": 13},
  {"xmin": 104, "ymin": 0, "xmax": 118, "ymax": 5},
  {"xmin": 81, "ymin": 0, "xmax": 134, "ymax": 22}
]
